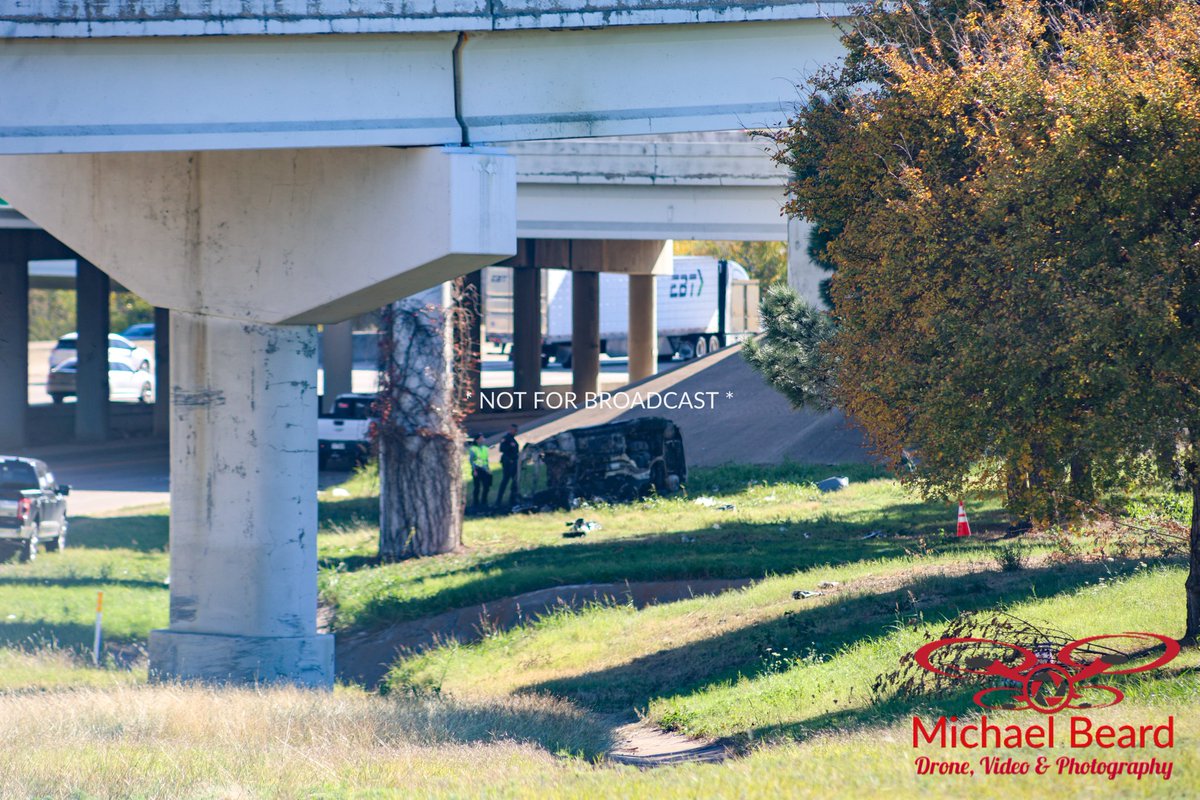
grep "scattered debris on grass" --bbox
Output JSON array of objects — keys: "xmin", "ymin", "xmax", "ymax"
[
  {"xmin": 861, "ymin": 530, "xmax": 888, "ymax": 540},
  {"xmin": 817, "ymin": 476, "xmax": 850, "ymax": 493},
  {"xmin": 563, "ymin": 519, "xmax": 601, "ymax": 538},
  {"xmin": 693, "ymin": 496, "xmax": 717, "ymax": 507},
  {"xmin": 792, "ymin": 589, "xmax": 824, "ymax": 600},
  {"xmin": 716, "ymin": 503, "xmax": 736, "ymax": 512}
]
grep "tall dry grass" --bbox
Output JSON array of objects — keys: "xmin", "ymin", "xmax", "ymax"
[{"xmin": 0, "ymin": 684, "xmax": 610, "ymax": 799}]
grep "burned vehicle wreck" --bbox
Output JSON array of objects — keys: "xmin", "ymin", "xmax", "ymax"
[{"xmin": 516, "ymin": 417, "xmax": 686, "ymax": 510}]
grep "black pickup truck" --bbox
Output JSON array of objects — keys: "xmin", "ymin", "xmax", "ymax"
[{"xmin": 0, "ymin": 457, "xmax": 70, "ymax": 561}]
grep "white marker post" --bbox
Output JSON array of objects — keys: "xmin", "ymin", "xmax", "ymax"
[{"xmin": 92, "ymin": 591, "xmax": 103, "ymax": 667}]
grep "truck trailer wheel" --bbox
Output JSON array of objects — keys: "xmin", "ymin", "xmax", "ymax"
[{"xmin": 694, "ymin": 337, "xmax": 708, "ymax": 358}]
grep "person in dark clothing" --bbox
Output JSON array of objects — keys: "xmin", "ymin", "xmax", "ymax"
[
  {"xmin": 468, "ymin": 433, "xmax": 492, "ymax": 510},
  {"xmin": 496, "ymin": 424, "xmax": 520, "ymax": 509}
]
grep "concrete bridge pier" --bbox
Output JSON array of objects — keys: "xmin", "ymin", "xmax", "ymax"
[
  {"xmin": 0, "ymin": 145, "xmax": 515, "ymax": 686},
  {"xmin": 74, "ymin": 260, "xmax": 110, "ymax": 442},
  {"xmin": 504, "ymin": 238, "xmax": 671, "ymax": 398},
  {"xmin": 628, "ymin": 273, "xmax": 658, "ymax": 382},
  {"xmin": 0, "ymin": 234, "xmax": 29, "ymax": 451},
  {"xmin": 154, "ymin": 307, "xmax": 171, "ymax": 436},
  {"xmin": 320, "ymin": 321, "xmax": 354, "ymax": 413},
  {"xmin": 571, "ymin": 270, "xmax": 601, "ymax": 397},
  {"xmin": 512, "ymin": 266, "xmax": 543, "ymax": 401},
  {"xmin": 149, "ymin": 312, "xmax": 331, "ymax": 685},
  {"xmin": 787, "ymin": 218, "xmax": 828, "ymax": 310}
]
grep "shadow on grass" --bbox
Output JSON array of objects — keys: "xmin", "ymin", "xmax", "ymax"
[
  {"xmin": 0, "ymin": 620, "xmax": 110, "ymax": 651},
  {"xmin": 319, "ymin": 496, "xmax": 379, "ymax": 531},
  {"xmin": 0, "ymin": 575, "xmax": 164, "ymax": 590},
  {"xmin": 682, "ymin": 462, "xmax": 892, "ymax": 496},
  {"xmin": 381, "ymin": 693, "xmax": 618, "ymax": 759},
  {"xmin": 64, "ymin": 497, "xmax": 379, "ymax": 555},
  {"xmin": 523, "ymin": 558, "xmax": 1161, "ymax": 723},
  {"xmin": 333, "ymin": 498, "xmax": 1010, "ymax": 630},
  {"xmin": 68, "ymin": 514, "xmax": 169, "ymax": 552}
]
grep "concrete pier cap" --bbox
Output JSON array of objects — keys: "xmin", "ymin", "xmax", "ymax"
[{"xmin": 0, "ymin": 145, "xmax": 516, "ymax": 686}]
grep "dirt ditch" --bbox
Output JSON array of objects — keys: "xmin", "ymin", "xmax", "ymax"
[{"xmin": 332, "ymin": 578, "xmax": 754, "ymax": 689}]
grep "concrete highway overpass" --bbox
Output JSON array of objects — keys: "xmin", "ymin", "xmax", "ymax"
[{"xmin": 0, "ymin": 2, "xmax": 843, "ymax": 687}]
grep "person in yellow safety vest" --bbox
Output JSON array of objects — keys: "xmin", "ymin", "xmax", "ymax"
[{"xmin": 468, "ymin": 433, "xmax": 492, "ymax": 511}]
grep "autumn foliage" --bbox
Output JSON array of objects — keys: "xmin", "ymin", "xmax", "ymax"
[{"xmin": 773, "ymin": 0, "xmax": 1200, "ymax": 636}]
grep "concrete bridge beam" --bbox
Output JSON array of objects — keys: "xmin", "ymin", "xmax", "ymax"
[
  {"xmin": 0, "ymin": 147, "xmax": 515, "ymax": 324},
  {"xmin": 0, "ymin": 19, "xmax": 842, "ymax": 153}
]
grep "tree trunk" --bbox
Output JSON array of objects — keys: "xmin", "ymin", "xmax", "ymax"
[
  {"xmin": 377, "ymin": 284, "xmax": 464, "ymax": 560},
  {"xmin": 1184, "ymin": 470, "xmax": 1200, "ymax": 645},
  {"xmin": 1069, "ymin": 455, "xmax": 1094, "ymax": 505}
]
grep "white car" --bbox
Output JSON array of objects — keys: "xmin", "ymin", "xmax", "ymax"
[
  {"xmin": 46, "ymin": 359, "xmax": 155, "ymax": 404},
  {"xmin": 49, "ymin": 333, "xmax": 152, "ymax": 373}
]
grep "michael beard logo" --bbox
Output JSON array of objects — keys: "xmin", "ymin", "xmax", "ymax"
[{"xmin": 909, "ymin": 632, "xmax": 1180, "ymax": 781}]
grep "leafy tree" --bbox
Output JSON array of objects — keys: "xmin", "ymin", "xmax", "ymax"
[
  {"xmin": 773, "ymin": 0, "xmax": 1200, "ymax": 638},
  {"xmin": 28, "ymin": 288, "xmax": 154, "ymax": 341},
  {"xmin": 674, "ymin": 240, "xmax": 787, "ymax": 285},
  {"xmin": 742, "ymin": 284, "xmax": 838, "ymax": 410}
]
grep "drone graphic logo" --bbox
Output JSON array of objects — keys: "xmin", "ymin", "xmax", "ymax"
[{"xmin": 914, "ymin": 633, "xmax": 1180, "ymax": 714}]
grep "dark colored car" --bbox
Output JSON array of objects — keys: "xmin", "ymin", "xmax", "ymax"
[
  {"xmin": 0, "ymin": 457, "xmax": 70, "ymax": 561},
  {"xmin": 120, "ymin": 322, "xmax": 155, "ymax": 340},
  {"xmin": 517, "ymin": 417, "xmax": 686, "ymax": 509}
]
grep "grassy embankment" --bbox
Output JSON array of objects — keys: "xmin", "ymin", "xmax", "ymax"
[{"xmin": 1, "ymin": 464, "xmax": 1197, "ymax": 798}]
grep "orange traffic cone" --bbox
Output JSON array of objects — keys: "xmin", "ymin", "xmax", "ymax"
[{"xmin": 956, "ymin": 501, "xmax": 972, "ymax": 537}]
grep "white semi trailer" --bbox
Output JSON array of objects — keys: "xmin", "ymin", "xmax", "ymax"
[{"xmin": 483, "ymin": 256, "xmax": 760, "ymax": 367}]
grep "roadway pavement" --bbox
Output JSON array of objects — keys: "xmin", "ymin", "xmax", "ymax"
[
  {"xmin": 27, "ymin": 339, "xmax": 638, "ymax": 404},
  {"xmin": 20, "ymin": 437, "xmax": 170, "ymax": 516},
  {"xmin": 17, "ymin": 341, "xmax": 653, "ymax": 517}
]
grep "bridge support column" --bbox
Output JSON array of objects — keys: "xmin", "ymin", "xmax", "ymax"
[
  {"xmin": 75, "ymin": 260, "xmax": 109, "ymax": 442},
  {"xmin": 572, "ymin": 270, "xmax": 601, "ymax": 398},
  {"xmin": 149, "ymin": 311, "xmax": 332, "ymax": 687},
  {"xmin": 0, "ymin": 233, "xmax": 29, "ymax": 450},
  {"xmin": 628, "ymin": 273, "xmax": 657, "ymax": 382},
  {"xmin": 0, "ymin": 145, "xmax": 514, "ymax": 687},
  {"xmin": 513, "ymin": 266, "xmax": 542, "ymax": 400},
  {"xmin": 153, "ymin": 307, "xmax": 170, "ymax": 437},
  {"xmin": 787, "ymin": 218, "xmax": 828, "ymax": 310},
  {"xmin": 321, "ymin": 321, "xmax": 354, "ymax": 413}
]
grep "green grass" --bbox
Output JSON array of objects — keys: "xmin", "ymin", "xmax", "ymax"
[
  {"xmin": 319, "ymin": 462, "xmax": 1011, "ymax": 630},
  {"xmin": 0, "ymin": 507, "xmax": 170, "ymax": 653},
  {"xmin": 385, "ymin": 555, "xmax": 1191, "ymax": 737},
  {"xmin": 3, "ymin": 462, "xmax": 1198, "ymax": 798},
  {"xmin": 0, "ymin": 484, "xmax": 378, "ymax": 655}
]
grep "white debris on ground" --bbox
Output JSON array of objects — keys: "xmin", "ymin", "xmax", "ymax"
[{"xmin": 816, "ymin": 476, "xmax": 850, "ymax": 493}]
